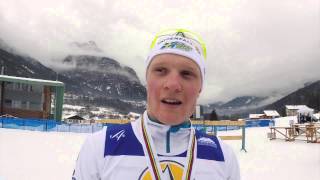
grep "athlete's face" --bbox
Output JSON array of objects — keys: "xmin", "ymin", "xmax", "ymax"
[{"xmin": 146, "ymin": 54, "xmax": 202, "ymax": 125}]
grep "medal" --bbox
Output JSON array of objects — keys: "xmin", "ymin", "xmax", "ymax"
[{"xmin": 141, "ymin": 115, "xmax": 196, "ymax": 180}]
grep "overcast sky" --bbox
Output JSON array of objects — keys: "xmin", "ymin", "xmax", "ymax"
[{"xmin": 0, "ymin": 0, "xmax": 319, "ymax": 104}]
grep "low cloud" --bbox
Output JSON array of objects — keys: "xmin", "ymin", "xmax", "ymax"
[{"xmin": 0, "ymin": 0, "xmax": 319, "ymax": 104}]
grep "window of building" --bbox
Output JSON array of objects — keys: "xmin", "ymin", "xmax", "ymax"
[
  {"xmin": 29, "ymin": 101, "xmax": 42, "ymax": 111},
  {"xmin": 4, "ymin": 99, "xmax": 12, "ymax": 107},
  {"xmin": 21, "ymin": 101, "xmax": 28, "ymax": 109},
  {"xmin": 5, "ymin": 82, "xmax": 14, "ymax": 90},
  {"xmin": 12, "ymin": 100, "xmax": 22, "ymax": 109},
  {"xmin": 13, "ymin": 83, "xmax": 21, "ymax": 90},
  {"xmin": 31, "ymin": 85, "xmax": 43, "ymax": 93},
  {"xmin": 21, "ymin": 84, "xmax": 29, "ymax": 91}
]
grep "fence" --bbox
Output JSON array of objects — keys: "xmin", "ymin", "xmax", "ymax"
[
  {"xmin": 193, "ymin": 119, "xmax": 274, "ymax": 132},
  {"xmin": 0, "ymin": 117, "xmax": 274, "ymax": 134},
  {"xmin": 0, "ymin": 117, "xmax": 104, "ymax": 133},
  {"xmin": 246, "ymin": 119, "xmax": 274, "ymax": 127}
]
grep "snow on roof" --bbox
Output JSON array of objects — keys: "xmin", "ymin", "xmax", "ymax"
[
  {"xmin": 263, "ymin": 110, "xmax": 280, "ymax": 117},
  {"xmin": 0, "ymin": 75, "xmax": 64, "ymax": 86},
  {"xmin": 64, "ymin": 114, "xmax": 86, "ymax": 120},
  {"xmin": 63, "ymin": 104, "xmax": 85, "ymax": 110},
  {"xmin": 285, "ymin": 105, "xmax": 309, "ymax": 110},
  {"xmin": 249, "ymin": 114, "xmax": 264, "ymax": 119},
  {"xmin": 62, "ymin": 112, "xmax": 77, "ymax": 119},
  {"xmin": 128, "ymin": 112, "xmax": 140, "ymax": 116}
]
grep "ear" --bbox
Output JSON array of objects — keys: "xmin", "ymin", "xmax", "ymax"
[{"xmin": 197, "ymin": 88, "xmax": 201, "ymax": 97}]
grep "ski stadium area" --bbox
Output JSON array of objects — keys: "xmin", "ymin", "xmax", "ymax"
[{"xmin": 0, "ymin": 116, "xmax": 319, "ymax": 180}]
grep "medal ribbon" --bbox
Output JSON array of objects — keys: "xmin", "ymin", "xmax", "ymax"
[{"xmin": 141, "ymin": 115, "xmax": 196, "ymax": 180}]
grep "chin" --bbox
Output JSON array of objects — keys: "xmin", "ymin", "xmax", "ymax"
[{"xmin": 158, "ymin": 113, "xmax": 186, "ymax": 125}]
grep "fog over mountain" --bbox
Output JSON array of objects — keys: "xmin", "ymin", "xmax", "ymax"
[{"xmin": 1, "ymin": 0, "xmax": 319, "ymax": 104}]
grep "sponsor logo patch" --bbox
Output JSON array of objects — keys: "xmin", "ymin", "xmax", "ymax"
[
  {"xmin": 109, "ymin": 129, "xmax": 126, "ymax": 141},
  {"xmin": 160, "ymin": 41, "xmax": 193, "ymax": 52},
  {"xmin": 197, "ymin": 137, "xmax": 217, "ymax": 148}
]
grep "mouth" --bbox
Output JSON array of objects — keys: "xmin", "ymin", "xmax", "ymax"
[{"xmin": 161, "ymin": 98, "xmax": 182, "ymax": 105}]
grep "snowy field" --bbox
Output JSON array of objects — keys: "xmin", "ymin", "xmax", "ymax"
[{"xmin": 0, "ymin": 117, "xmax": 319, "ymax": 180}]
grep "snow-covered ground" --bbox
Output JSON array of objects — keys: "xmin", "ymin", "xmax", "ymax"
[
  {"xmin": 0, "ymin": 117, "xmax": 319, "ymax": 180},
  {"xmin": 0, "ymin": 129, "xmax": 87, "ymax": 180}
]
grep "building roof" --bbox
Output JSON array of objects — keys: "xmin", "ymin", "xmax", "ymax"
[
  {"xmin": 0, "ymin": 75, "xmax": 64, "ymax": 87},
  {"xmin": 65, "ymin": 115, "xmax": 86, "ymax": 120},
  {"xmin": 249, "ymin": 114, "xmax": 264, "ymax": 119},
  {"xmin": 263, "ymin": 110, "xmax": 280, "ymax": 117}
]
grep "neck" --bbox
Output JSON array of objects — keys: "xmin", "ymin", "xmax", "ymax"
[
  {"xmin": 147, "ymin": 114, "xmax": 164, "ymax": 124},
  {"xmin": 147, "ymin": 113, "xmax": 191, "ymax": 128},
  {"xmin": 143, "ymin": 111, "xmax": 192, "ymax": 155}
]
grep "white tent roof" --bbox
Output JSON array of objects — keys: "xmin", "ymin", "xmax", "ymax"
[
  {"xmin": 286, "ymin": 105, "xmax": 308, "ymax": 110},
  {"xmin": 297, "ymin": 106, "xmax": 314, "ymax": 114}
]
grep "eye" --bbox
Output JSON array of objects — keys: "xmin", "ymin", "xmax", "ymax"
[
  {"xmin": 181, "ymin": 70, "xmax": 194, "ymax": 78},
  {"xmin": 153, "ymin": 67, "xmax": 167, "ymax": 74}
]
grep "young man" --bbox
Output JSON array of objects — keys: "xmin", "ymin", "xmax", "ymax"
[{"xmin": 73, "ymin": 29, "xmax": 240, "ymax": 180}]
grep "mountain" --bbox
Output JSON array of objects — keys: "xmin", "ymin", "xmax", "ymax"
[
  {"xmin": 264, "ymin": 80, "xmax": 320, "ymax": 116},
  {"xmin": 0, "ymin": 39, "xmax": 17, "ymax": 54},
  {"xmin": 0, "ymin": 47, "xmax": 89, "ymax": 95},
  {"xmin": 0, "ymin": 48, "xmax": 59, "ymax": 80},
  {"xmin": 69, "ymin": 41, "xmax": 103, "ymax": 52},
  {"xmin": 219, "ymin": 96, "xmax": 267, "ymax": 109},
  {"xmin": 59, "ymin": 55, "xmax": 146, "ymax": 100},
  {"xmin": 204, "ymin": 96, "xmax": 268, "ymax": 118},
  {"xmin": 0, "ymin": 39, "xmax": 146, "ymax": 113},
  {"xmin": 210, "ymin": 81, "xmax": 320, "ymax": 118}
]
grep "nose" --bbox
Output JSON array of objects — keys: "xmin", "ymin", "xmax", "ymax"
[{"xmin": 163, "ymin": 72, "xmax": 182, "ymax": 92}]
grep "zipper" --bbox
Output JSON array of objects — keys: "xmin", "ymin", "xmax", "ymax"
[
  {"xmin": 166, "ymin": 121, "xmax": 192, "ymax": 153},
  {"xmin": 166, "ymin": 130, "xmax": 170, "ymax": 153}
]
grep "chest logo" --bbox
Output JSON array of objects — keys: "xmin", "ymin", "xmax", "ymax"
[
  {"xmin": 109, "ymin": 129, "xmax": 125, "ymax": 141},
  {"xmin": 139, "ymin": 160, "xmax": 184, "ymax": 180}
]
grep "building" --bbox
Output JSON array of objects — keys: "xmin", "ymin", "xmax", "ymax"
[
  {"xmin": 191, "ymin": 104, "xmax": 204, "ymax": 120},
  {"xmin": 263, "ymin": 110, "xmax": 280, "ymax": 119},
  {"xmin": 249, "ymin": 110, "xmax": 280, "ymax": 120},
  {"xmin": 285, "ymin": 105, "xmax": 313, "ymax": 116},
  {"xmin": 249, "ymin": 114, "xmax": 265, "ymax": 119},
  {"xmin": 0, "ymin": 75, "xmax": 64, "ymax": 120},
  {"xmin": 64, "ymin": 114, "xmax": 94, "ymax": 124}
]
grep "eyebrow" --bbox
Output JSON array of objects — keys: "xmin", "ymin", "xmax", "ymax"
[{"xmin": 152, "ymin": 62, "xmax": 197, "ymax": 69}]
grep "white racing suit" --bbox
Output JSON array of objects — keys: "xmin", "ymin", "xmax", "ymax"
[{"xmin": 72, "ymin": 111, "xmax": 240, "ymax": 180}]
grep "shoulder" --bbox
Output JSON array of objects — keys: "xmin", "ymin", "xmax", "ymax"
[
  {"xmin": 78, "ymin": 127, "xmax": 108, "ymax": 158},
  {"xmin": 72, "ymin": 128, "xmax": 108, "ymax": 179},
  {"xmin": 220, "ymin": 141, "xmax": 240, "ymax": 179},
  {"xmin": 78, "ymin": 122, "xmax": 143, "ymax": 158},
  {"xmin": 194, "ymin": 130, "xmax": 239, "ymax": 163},
  {"xmin": 104, "ymin": 123, "xmax": 144, "ymax": 156},
  {"xmin": 195, "ymin": 130, "xmax": 240, "ymax": 179},
  {"xmin": 195, "ymin": 130, "xmax": 225, "ymax": 161}
]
